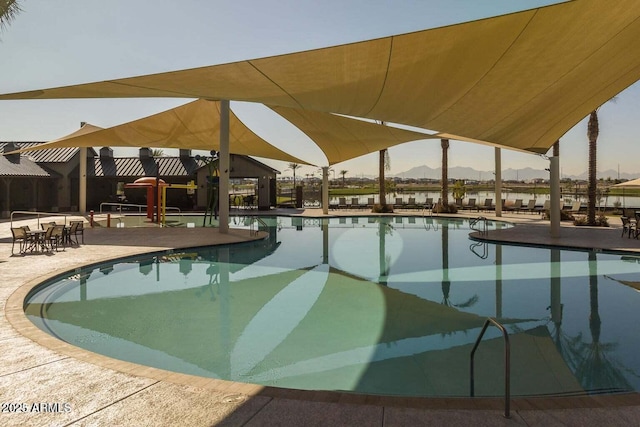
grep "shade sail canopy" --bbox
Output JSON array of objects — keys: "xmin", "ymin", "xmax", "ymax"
[
  {"xmin": 270, "ymin": 106, "xmax": 435, "ymax": 165},
  {"xmin": 6, "ymin": 99, "xmax": 311, "ymax": 165},
  {"xmin": 1, "ymin": 0, "xmax": 639, "ymax": 156},
  {"xmin": 613, "ymin": 178, "xmax": 640, "ymax": 188}
]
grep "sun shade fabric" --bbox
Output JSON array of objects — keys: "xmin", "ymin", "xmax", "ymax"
[
  {"xmin": 5, "ymin": 99, "xmax": 311, "ymax": 165},
  {"xmin": 270, "ymin": 106, "xmax": 436, "ymax": 165},
  {"xmin": 1, "ymin": 0, "xmax": 639, "ymax": 155}
]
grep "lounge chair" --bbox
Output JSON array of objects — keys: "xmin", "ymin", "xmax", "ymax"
[
  {"xmin": 425, "ymin": 198, "xmax": 434, "ymax": 209},
  {"xmin": 535, "ymin": 200, "xmax": 550, "ymax": 215},
  {"xmin": 523, "ymin": 199, "xmax": 536, "ymax": 214},
  {"xmin": 463, "ymin": 198, "xmax": 476, "ymax": 210},
  {"xmin": 367, "ymin": 197, "xmax": 375, "ymax": 209},
  {"xmin": 504, "ymin": 199, "xmax": 523, "ymax": 213},
  {"xmin": 567, "ymin": 201, "xmax": 581, "ymax": 213},
  {"xmin": 407, "ymin": 197, "xmax": 417, "ymax": 209},
  {"xmin": 479, "ymin": 198, "xmax": 493, "ymax": 212},
  {"xmin": 351, "ymin": 197, "xmax": 363, "ymax": 210},
  {"xmin": 394, "ymin": 197, "xmax": 405, "ymax": 209},
  {"xmin": 338, "ymin": 197, "xmax": 347, "ymax": 209}
]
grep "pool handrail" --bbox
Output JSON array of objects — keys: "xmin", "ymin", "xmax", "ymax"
[
  {"xmin": 470, "ymin": 216, "xmax": 488, "ymax": 236},
  {"xmin": 470, "ymin": 317, "xmax": 511, "ymax": 418}
]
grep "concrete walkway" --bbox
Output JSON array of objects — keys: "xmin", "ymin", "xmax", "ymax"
[{"xmin": 1, "ymin": 211, "xmax": 640, "ymax": 426}]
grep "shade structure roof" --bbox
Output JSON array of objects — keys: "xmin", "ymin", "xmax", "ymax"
[
  {"xmin": 6, "ymin": 99, "xmax": 311, "ymax": 165},
  {"xmin": 613, "ymin": 178, "xmax": 640, "ymax": 188},
  {"xmin": 1, "ymin": 0, "xmax": 639, "ymax": 156},
  {"xmin": 270, "ymin": 106, "xmax": 435, "ymax": 165}
]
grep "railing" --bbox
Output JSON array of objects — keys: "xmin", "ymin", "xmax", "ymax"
[
  {"xmin": 470, "ymin": 317, "xmax": 511, "ymax": 418},
  {"xmin": 10, "ymin": 210, "xmax": 70, "ymax": 228},
  {"xmin": 249, "ymin": 217, "xmax": 268, "ymax": 236},
  {"xmin": 99, "ymin": 202, "xmax": 182, "ymax": 215},
  {"xmin": 469, "ymin": 241, "xmax": 488, "ymax": 259},
  {"xmin": 469, "ymin": 216, "xmax": 488, "ymax": 236}
]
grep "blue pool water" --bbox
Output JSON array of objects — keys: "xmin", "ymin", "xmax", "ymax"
[{"xmin": 25, "ymin": 216, "xmax": 640, "ymax": 397}]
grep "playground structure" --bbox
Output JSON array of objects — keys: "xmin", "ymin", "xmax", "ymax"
[{"xmin": 125, "ymin": 177, "xmax": 197, "ymax": 226}]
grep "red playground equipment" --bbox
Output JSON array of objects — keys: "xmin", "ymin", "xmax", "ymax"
[{"xmin": 125, "ymin": 177, "xmax": 166, "ymax": 223}]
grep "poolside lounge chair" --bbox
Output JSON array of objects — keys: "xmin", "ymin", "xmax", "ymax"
[
  {"xmin": 394, "ymin": 197, "xmax": 405, "ymax": 209},
  {"xmin": 367, "ymin": 197, "xmax": 375, "ymax": 209},
  {"xmin": 425, "ymin": 198, "xmax": 434, "ymax": 209},
  {"xmin": 463, "ymin": 198, "xmax": 476, "ymax": 210},
  {"xmin": 535, "ymin": 200, "xmax": 550, "ymax": 215},
  {"xmin": 567, "ymin": 201, "xmax": 582, "ymax": 213},
  {"xmin": 407, "ymin": 197, "xmax": 417, "ymax": 209},
  {"xmin": 338, "ymin": 197, "xmax": 347, "ymax": 209},
  {"xmin": 479, "ymin": 198, "xmax": 493, "ymax": 212},
  {"xmin": 351, "ymin": 197, "xmax": 363, "ymax": 210},
  {"xmin": 504, "ymin": 199, "xmax": 523, "ymax": 212},
  {"xmin": 523, "ymin": 199, "xmax": 536, "ymax": 214}
]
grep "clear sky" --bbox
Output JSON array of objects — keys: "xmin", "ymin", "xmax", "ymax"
[{"xmin": 1, "ymin": 0, "xmax": 639, "ymax": 179}]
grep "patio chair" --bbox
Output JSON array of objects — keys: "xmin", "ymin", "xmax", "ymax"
[
  {"xmin": 394, "ymin": 197, "xmax": 405, "ymax": 209},
  {"xmin": 621, "ymin": 216, "xmax": 634, "ymax": 238},
  {"xmin": 69, "ymin": 220, "xmax": 85, "ymax": 244},
  {"xmin": 408, "ymin": 197, "xmax": 417, "ymax": 209},
  {"xmin": 11, "ymin": 227, "xmax": 30, "ymax": 255},
  {"xmin": 567, "ymin": 201, "xmax": 582, "ymax": 213},
  {"xmin": 351, "ymin": 197, "xmax": 363, "ymax": 209},
  {"xmin": 535, "ymin": 200, "xmax": 550, "ymax": 215},
  {"xmin": 46, "ymin": 225, "xmax": 66, "ymax": 252},
  {"xmin": 338, "ymin": 197, "xmax": 347, "ymax": 209}
]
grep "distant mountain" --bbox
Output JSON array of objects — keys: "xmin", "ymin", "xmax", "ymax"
[{"xmin": 393, "ymin": 165, "xmax": 640, "ymax": 181}]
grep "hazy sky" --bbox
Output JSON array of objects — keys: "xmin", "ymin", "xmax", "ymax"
[{"xmin": 1, "ymin": 0, "xmax": 638, "ymax": 178}]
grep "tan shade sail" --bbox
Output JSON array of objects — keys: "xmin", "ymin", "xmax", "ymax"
[
  {"xmin": 1, "ymin": 0, "xmax": 639, "ymax": 155},
  {"xmin": 270, "ymin": 106, "xmax": 436, "ymax": 165},
  {"xmin": 6, "ymin": 99, "xmax": 311, "ymax": 165}
]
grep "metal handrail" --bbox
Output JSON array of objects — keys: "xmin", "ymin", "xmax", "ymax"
[
  {"xmin": 10, "ymin": 210, "xmax": 70, "ymax": 228},
  {"xmin": 249, "ymin": 217, "xmax": 268, "ymax": 235},
  {"xmin": 469, "ymin": 216, "xmax": 488, "ymax": 236},
  {"xmin": 470, "ymin": 317, "xmax": 511, "ymax": 418},
  {"xmin": 469, "ymin": 241, "xmax": 488, "ymax": 259}
]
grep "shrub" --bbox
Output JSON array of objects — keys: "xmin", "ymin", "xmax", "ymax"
[
  {"xmin": 573, "ymin": 214, "xmax": 609, "ymax": 227},
  {"xmin": 372, "ymin": 204, "xmax": 394, "ymax": 213},
  {"xmin": 434, "ymin": 203, "xmax": 458, "ymax": 214}
]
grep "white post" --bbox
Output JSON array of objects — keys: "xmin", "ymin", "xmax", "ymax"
[
  {"xmin": 550, "ymin": 156, "xmax": 560, "ymax": 237},
  {"xmin": 79, "ymin": 147, "xmax": 87, "ymax": 214},
  {"xmin": 322, "ymin": 166, "xmax": 329, "ymax": 214},
  {"xmin": 219, "ymin": 100, "xmax": 230, "ymax": 234},
  {"xmin": 494, "ymin": 147, "xmax": 502, "ymax": 217}
]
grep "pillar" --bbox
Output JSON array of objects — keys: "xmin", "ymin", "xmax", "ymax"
[
  {"xmin": 79, "ymin": 147, "xmax": 87, "ymax": 214},
  {"xmin": 494, "ymin": 147, "xmax": 502, "ymax": 217},
  {"xmin": 322, "ymin": 166, "xmax": 329, "ymax": 214},
  {"xmin": 550, "ymin": 156, "xmax": 560, "ymax": 237},
  {"xmin": 218, "ymin": 100, "xmax": 230, "ymax": 234}
]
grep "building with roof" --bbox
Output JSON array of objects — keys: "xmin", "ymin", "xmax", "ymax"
[{"xmin": 0, "ymin": 142, "xmax": 279, "ymax": 218}]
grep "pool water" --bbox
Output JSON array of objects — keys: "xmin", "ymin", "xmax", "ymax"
[{"xmin": 25, "ymin": 216, "xmax": 640, "ymax": 397}]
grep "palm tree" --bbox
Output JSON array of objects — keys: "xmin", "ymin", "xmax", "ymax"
[
  {"xmin": 0, "ymin": 0, "xmax": 21, "ymax": 34},
  {"xmin": 340, "ymin": 170, "xmax": 348, "ymax": 187},
  {"xmin": 378, "ymin": 149, "xmax": 392, "ymax": 208},
  {"xmin": 441, "ymin": 138, "xmax": 450, "ymax": 211},
  {"xmin": 587, "ymin": 110, "xmax": 599, "ymax": 225},
  {"xmin": 150, "ymin": 148, "xmax": 165, "ymax": 157},
  {"xmin": 288, "ymin": 162, "xmax": 301, "ymax": 189}
]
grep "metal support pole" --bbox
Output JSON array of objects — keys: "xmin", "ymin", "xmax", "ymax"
[
  {"xmin": 219, "ymin": 100, "xmax": 230, "ymax": 234},
  {"xmin": 494, "ymin": 147, "xmax": 502, "ymax": 217},
  {"xmin": 550, "ymin": 156, "xmax": 560, "ymax": 237},
  {"xmin": 322, "ymin": 166, "xmax": 329, "ymax": 214},
  {"xmin": 79, "ymin": 147, "xmax": 87, "ymax": 214}
]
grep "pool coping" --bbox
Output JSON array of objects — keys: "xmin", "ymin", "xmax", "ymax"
[{"xmin": 3, "ymin": 212, "xmax": 640, "ymax": 424}]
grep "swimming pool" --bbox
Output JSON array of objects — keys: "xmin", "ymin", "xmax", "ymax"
[{"xmin": 24, "ymin": 216, "xmax": 640, "ymax": 397}]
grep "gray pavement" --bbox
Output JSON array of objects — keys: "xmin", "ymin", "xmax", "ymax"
[{"xmin": 1, "ymin": 211, "xmax": 640, "ymax": 426}]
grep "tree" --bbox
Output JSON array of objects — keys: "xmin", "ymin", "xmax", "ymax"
[
  {"xmin": 587, "ymin": 110, "xmax": 599, "ymax": 225},
  {"xmin": 378, "ymin": 148, "xmax": 391, "ymax": 208},
  {"xmin": 340, "ymin": 170, "xmax": 348, "ymax": 187},
  {"xmin": 288, "ymin": 162, "xmax": 301, "ymax": 189},
  {"xmin": 0, "ymin": 0, "xmax": 21, "ymax": 35},
  {"xmin": 441, "ymin": 138, "xmax": 450, "ymax": 209},
  {"xmin": 150, "ymin": 148, "xmax": 165, "ymax": 157}
]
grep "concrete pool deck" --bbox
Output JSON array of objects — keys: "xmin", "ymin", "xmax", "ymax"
[{"xmin": 2, "ymin": 210, "xmax": 640, "ymax": 426}]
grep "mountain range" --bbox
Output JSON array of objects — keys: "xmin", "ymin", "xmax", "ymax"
[{"xmin": 391, "ymin": 165, "xmax": 639, "ymax": 181}]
